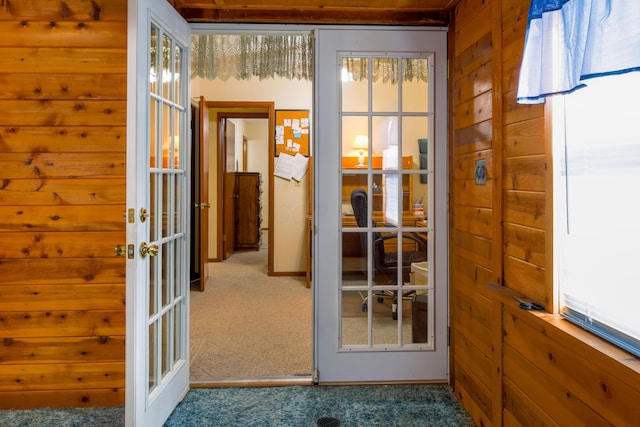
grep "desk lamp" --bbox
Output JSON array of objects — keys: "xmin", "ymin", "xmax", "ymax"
[{"xmin": 353, "ymin": 134, "xmax": 368, "ymax": 167}]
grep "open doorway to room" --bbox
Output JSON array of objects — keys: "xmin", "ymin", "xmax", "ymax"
[{"xmin": 188, "ymin": 31, "xmax": 313, "ymax": 382}]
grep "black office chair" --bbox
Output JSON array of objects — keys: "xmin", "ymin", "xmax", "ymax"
[{"xmin": 350, "ymin": 188, "xmax": 427, "ymax": 319}]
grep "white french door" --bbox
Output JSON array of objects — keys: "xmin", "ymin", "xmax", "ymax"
[
  {"xmin": 314, "ymin": 28, "xmax": 448, "ymax": 382},
  {"xmin": 126, "ymin": 1, "xmax": 191, "ymax": 425}
]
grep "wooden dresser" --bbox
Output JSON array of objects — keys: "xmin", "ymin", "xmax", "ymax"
[{"xmin": 233, "ymin": 172, "xmax": 262, "ymax": 250}]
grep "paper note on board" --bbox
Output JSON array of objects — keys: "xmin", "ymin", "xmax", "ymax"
[
  {"xmin": 291, "ymin": 153, "xmax": 309, "ymax": 181},
  {"xmin": 274, "ymin": 153, "xmax": 295, "ymax": 180}
]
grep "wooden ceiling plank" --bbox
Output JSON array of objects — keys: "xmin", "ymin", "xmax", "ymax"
[
  {"xmin": 180, "ymin": 8, "xmax": 450, "ymax": 25},
  {"xmin": 177, "ymin": 0, "xmax": 451, "ymax": 10}
]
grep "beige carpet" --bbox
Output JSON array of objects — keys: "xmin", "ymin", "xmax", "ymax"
[{"xmin": 190, "ymin": 248, "xmax": 312, "ymax": 380}]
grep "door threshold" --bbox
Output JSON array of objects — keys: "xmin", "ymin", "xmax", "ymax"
[{"xmin": 191, "ymin": 376, "xmax": 314, "ymax": 388}]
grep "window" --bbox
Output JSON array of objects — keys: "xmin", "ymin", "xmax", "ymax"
[{"xmin": 554, "ymin": 71, "xmax": 640, "ymax": 357}]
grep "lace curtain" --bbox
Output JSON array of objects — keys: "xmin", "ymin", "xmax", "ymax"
[
  {"xmin": 342, "ymin": 57, "xmax": 429, "ymax": 84},
  {"xmin": 191, "ymin": 34, "xmax": 429, "ymax": 83},
  {"xmin": 191, "ymin": 34, "xmax": 313, "ymax": 81}
]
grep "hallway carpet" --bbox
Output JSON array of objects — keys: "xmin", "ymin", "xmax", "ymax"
[{"xmin": 0, "ymin": 385, "xmax": 473, "ymax": 426}]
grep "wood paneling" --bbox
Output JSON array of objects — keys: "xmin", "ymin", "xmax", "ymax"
[
  {"xmin": 451, "ymin": 0, "xmax": 640, "ymax": 425},
  {"xmin": 0, "ymin": 0, "xmax": 126, "ymax": 408},
  {"xmin": 0, "ymin": 126, "xmax": 126, "ymax": 153}
]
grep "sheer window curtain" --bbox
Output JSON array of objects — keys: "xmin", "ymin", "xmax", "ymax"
[{"xmin": 516, "ymin": 0, "xmax": 640, "ymax": 104}]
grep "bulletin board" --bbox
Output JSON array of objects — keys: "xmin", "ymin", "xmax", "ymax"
[{"xmin": 274, "ymin": 109, "xmax": 310, "ymax": 156}]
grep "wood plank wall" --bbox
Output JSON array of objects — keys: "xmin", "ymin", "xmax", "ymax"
[
  {"xmin": 0, "ymin": 0, "xmax": 127, "ymax": 409},
  {"xmin": 450, "ymin": 0, "xmax": 640, "ymax": 425}
]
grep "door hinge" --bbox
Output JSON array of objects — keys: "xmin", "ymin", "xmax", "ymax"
[{"xmin": 313, "ymin": 368, "xmax": 319, "ymax": 384}]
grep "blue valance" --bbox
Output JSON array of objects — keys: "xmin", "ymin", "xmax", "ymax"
[{"xmin": 516, "ymin": 0, "xmax": 640, "ymax": 104}]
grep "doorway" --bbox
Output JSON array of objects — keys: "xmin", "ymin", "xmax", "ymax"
[{"xmin": 189, "ymin": 94, "xmax": 312, "ymax": 381}]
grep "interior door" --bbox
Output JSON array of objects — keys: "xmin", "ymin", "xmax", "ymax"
[
  {"xmin": 126, "ymin": 0, "xmax": 191, "ymax": 425},
  {"xmin": 314, "ymin": 28, "xmax": 448, "ymax": 382}
]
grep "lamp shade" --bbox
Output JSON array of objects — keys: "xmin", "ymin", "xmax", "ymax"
[{"xmin": 353, "ymin": 134, "xmax": 368, "ymax": 150}]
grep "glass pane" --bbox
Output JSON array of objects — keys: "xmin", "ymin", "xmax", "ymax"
[
  {"xmin": 174, "ymin": 302, "xmax": 182, "ymax": 362},
  {"xmin": 174, "ymin": 240, "xmax": 182, "ymax": 298},
  {"xmin": 341, "ymin": 290, "xmax": 368, "ymax": 346},
  {"xmin": 149, "ymin": 99, "xmax": 158, "ymax": 168},
  {"xmin": 373, "ymin": 231, "xmax": 401, "ymax": 287},
  {"xmin": 162, "ymin": 104, "xmax": 171, "ymax": 168},
  {"xmin": 148, "ymin": 322, "xmax": 157, "ymax": 392},
  {"xmin": 342, "ymin": 231, "xmax": 367, "ymax": 287},
  {"xmin": 150, "ymin": 25, "xmax": 158, "ymax": 95},
  {"xmin": 161, "ymin": 311, "xmax": 171, "ymax": 377},
  {"xmin": 341, "ymin": 57, "xmax": 368, "ymax": 113},
  {"xmin": 174, "ymin": 174, "xmax": 181, "ymax": 233},
  {"xmin": 372, "ymin": 57, "xmax": 398, "ymax": 113},
  {"xmin": 408, "ymin": 261, "xmax": 430, "ymax": 345},
  {"xmin": 149, "ymin": 173, "xmax": 157, "ymax": 241},
  {"xmin": 162, "ymin": 242, "xmax": 170, "ymax": 307},
  {"xmin": 342, "ymin": 115, "xmax": 369, "ymax": 168},
  {"xmin": 372, "ymin": 295, "xmax": 402, "ymax": 345},
  {"xmin": 401, "ymin": 116, "xmax": 429, "ymax": 172},
  {"xmin": 411, "ymin": 171, "xmax": 429, "ymax": 223},
  {"xmin": 174, "ymin": 108, "xmax": 182, "ymax": 169},
  {"xmin": 174, "ymin": 44, "xmax": 182, "ymax": 104},
  {"xmin": 163, "ymin": 34, "xmax": 171, "ymax": 99},
  {"xmin": 162, "ymin": 174, "xmax": 170, "ymax": 237},
  {"xmin": 372, "ymin": 116, "xmax": 398, "ymax": 158},
  {"xmin": 382, "ymin": 173, "xmax": 400, "ymax": 226},
  {"xmin": 149, "ymin": 252, "xmax": 157, "ymax": 316},
  {"xmin": 402, "ymin": 58, "xmax": 429, "ymax": 112}
]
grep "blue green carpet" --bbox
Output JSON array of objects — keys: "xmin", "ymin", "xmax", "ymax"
[{"xmin": 0, "ymin": 385, "xmax": 474, "ymax": 426}]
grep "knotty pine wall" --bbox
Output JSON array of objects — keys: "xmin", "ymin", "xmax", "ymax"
[
  {"xmin": 450, "ymin": 0, "xmax": 640, "ymax": 425},
  {"xmin": 0, "ymin": 0, "xmax": 127, "ymax": 408}
]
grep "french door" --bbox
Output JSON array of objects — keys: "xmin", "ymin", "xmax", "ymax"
[
  {"xmin": 314, "ymin": 28, "xmax": 448, "ymax": 382},
  {"xmin": 126, "ymin": 1, "xmax": 191, "ymax": 425}
]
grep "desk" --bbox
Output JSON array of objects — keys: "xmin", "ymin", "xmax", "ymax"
[{"xmin": 341, "ymin": 214, "xmax": 424, "ymax": 257}]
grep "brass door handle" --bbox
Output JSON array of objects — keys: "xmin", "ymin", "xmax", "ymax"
[
  {"xmin": 115, "ymin": 244, "xmax": 126, "ymax": 257},
  {"xmin": 139, "ymin": 242, "xmax": 159, "ymax": 258}
]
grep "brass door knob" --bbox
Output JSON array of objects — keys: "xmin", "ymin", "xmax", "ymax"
[
  {"xmin": 139, "ymin": 242, "xmax": 159, "ymax": 258},
  {"xmin": 114, "ymin": 244, "xmax": 126, "ymax": 257}
]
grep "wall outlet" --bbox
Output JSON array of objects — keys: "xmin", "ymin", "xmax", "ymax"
[{"xmin": 475, "ymin": 159, "xmax": 487, "ymax": 185}]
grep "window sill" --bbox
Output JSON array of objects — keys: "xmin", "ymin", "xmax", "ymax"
[{"xmin": 485, "ymin": 282, "xmax": 640, "ymax": 377}]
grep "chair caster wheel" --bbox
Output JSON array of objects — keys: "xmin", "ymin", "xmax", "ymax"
[
  {"xmin": 377, "ymin": 297, "xmax": 384, "ymax": 303},
  {"xmin": 362, "ymin": 303, "xmax": 368, "ymax": 312},
  {"xmin": 392, "ymin": 312, "xmax": 398, "ymax": 320}
]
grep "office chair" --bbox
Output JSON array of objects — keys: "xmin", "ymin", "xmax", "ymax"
[{"xmin": 350, "ymin": 188, "xmax": 427, "ymax": 319}]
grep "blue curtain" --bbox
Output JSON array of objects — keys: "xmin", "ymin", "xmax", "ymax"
[{"xmin": 516, "ymin": 0, "xmax": 640, "ymax": 104}]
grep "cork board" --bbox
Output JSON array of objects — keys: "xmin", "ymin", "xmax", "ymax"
[{"xmin": 274, "ymin": 109, "xmax": 310, "ymax": 156}]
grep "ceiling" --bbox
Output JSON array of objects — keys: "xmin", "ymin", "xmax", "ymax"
[{"xmin": 168, "ymin": 0, "xmax": 456, "ymax": 26}]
